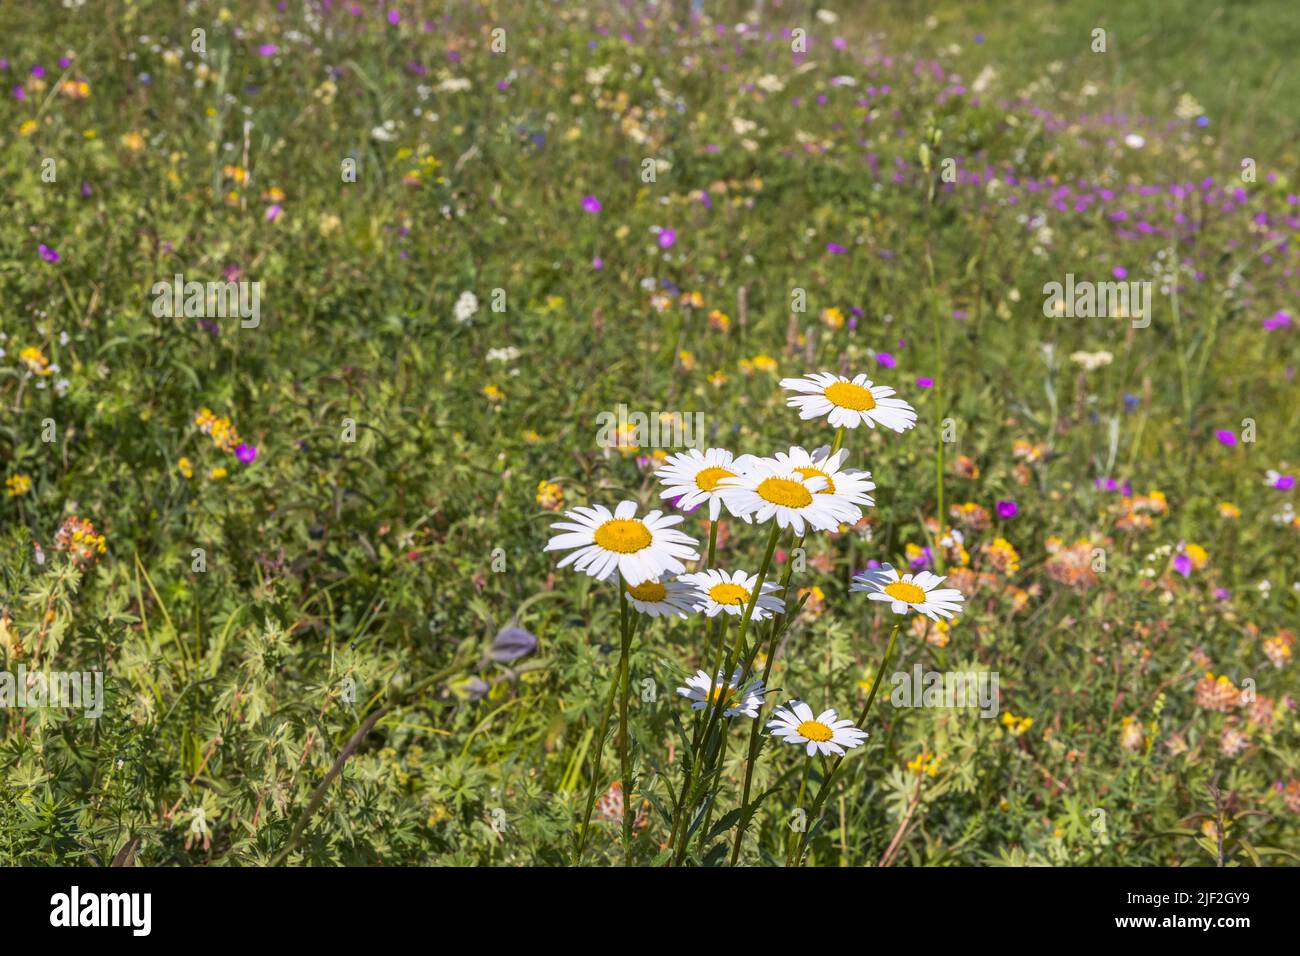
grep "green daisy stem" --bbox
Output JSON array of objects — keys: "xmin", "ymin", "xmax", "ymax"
[
  {"xmin": 830, "ymin": 425, "xmax": 845, "ymax": 455},
  {"xmin": 617, "ymin": 584, "xmax": 635, "ymax": 864},
  {"xmin": 695, "ymin": 719, "xmax": 731, "ymax": 855},
  {"xmin": 671, "ymin": 611, "xmax": 722, "ymax": 860},
  {"xmin": 574, "ymin": 602, "xmax": 630, "ymax": 864},
  {"xmin": 793, "ymin": 620, "xmax": 902, "ymax": 867},
  {"xmin": 786, "ymin": 757, "xmax": 813, "ymax": 865},
  {"xmin": 730, "ymin": 530, "xmax": 804, "ymax": 864},
  {"xmin": 676, "ymin": 520, "xmax": 781, "ymax": 864},
  {"xmin": 694, "ymin": 518, "xmax": 723, "ymax": 743}
]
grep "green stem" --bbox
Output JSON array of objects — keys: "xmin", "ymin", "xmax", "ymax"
[
  {"xmin": 794, "ymin": 620, "xmax": 902, "ymax": 866},
  {"xmin": 786, "ymin": 758, "xmax": 812, "ymax": 865},
  {"xmin": 574, "ymin": 642, "xmax": 623, "ymax": 864},
  {"xmin": 617, "ymin": 585, "xmax": 635, "ymax": 864},
  {"xmin": 729, "ymin": 531, "xmax": 805, "ymax": 863},
  {"xmin": 675, "ymin": 520, "xmax": 781, "ymax": 864}
]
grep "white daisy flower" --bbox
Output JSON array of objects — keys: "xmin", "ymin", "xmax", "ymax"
[
  {"xmin": 545, "ymin": 501, "xmax": 699, "ymax": 586},
  {"xmin": 679, "ymin": 568, "xmax": 785, "ymax": 620},
  {"xmin": 623, "ymin": 577, "xmax": 700, "ymax": 618},
  {"xmin": 655, "ymin": 447, "xmax": 752, "ymax": 521},
  {"xmin": 716, "ymin": 458, "xmax": 842, "ymax": 534},
  {"xmin": 779, "ymin": 372, "xmax": 918, "ymax": 432},
  {"xmin": 676, "ymin": 668, "xmax": 766, "ymax": 718},
  {"xmin": 850, "ymin": 564, "xmax": 965, "ymax": 621},
  {"xmin": 769, "ymin": 445, "xmax": 875, "ymax": 524},
  {"xmin": 767, "ymin": 701, "xmax": 868, "ymax": 757}
]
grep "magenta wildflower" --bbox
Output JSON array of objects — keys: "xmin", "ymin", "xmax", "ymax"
[
  {"xmin": 1172, "ymin": 554, "xmax": 1192, "ymax": 577},
  {"xmin": 657, "ymin": 228, "xmax": 676, "ymax": 249},
  {"xmin": 236, "ymin": 443, "xmax": 258, "ymax": 464},
  {"xmin": 387, "ymin": 8, "xmax": 400, "ymax": 25},
  {"xmin": 265, "ymin": 204, "xmax": 283, "ymax": 223},
  {"xmin": 826, "ymin": 242, "xmax": 847, "ymax": 254},
  {"xmin": 876, "ymin": 352, "xmax": 896, "ymax": 369},
  {"xmin": 257, "ymin": 44, "xmax": 278, "ymax": 57},
  {"xmin": 915, "ymin": 376, "xmax": 934, "ymax": 388},
  {"xmin": 1264, "ymin": 310, "xmax": 1291, "ymax": 330},
  {"xmin": 581, "ymin": 195, "xmax": 601, "ymax": 214},
  {"xmin": 38, "ymin": 244, "xmax": 59, "ymax": 263},
  {"xmin": 1215, "ymin": 430, "xmax": 1237, "ymax": 446},
  {"xmin": 996, "ymin": 500, "xmax": 1018, "ymax": 519}
]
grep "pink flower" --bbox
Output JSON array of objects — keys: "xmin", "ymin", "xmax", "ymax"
[
  {"xmin": 236, "ymin": 443, "xmax": 258, "ymax": 463},
  {"xmin": 996, "ymin": 500, "xmax": 1018, "ymax": 519},
  {"xmin": 265, "ymin": 204, "xmax": 283, "ymax": 223},
  {"xmin": 581, "ymin": 195, "xmax": 602, "ymax": 214},
  {"xmin": 658, "ymin": 228, "xmax": 676, "ymax": 249},
  {"xmin": 1215, "ymin": 430, "xmax": 1236, "ymax": 446},
  {"xmin": 38, "ymin": 244, "xmax": 59, "ymax": 263}
]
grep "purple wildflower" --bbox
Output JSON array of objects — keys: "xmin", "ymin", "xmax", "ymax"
[{"xmin": 996, "ymin": 500, "xmax": 1018, "ymax": 519}]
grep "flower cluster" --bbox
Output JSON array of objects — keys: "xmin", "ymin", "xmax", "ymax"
[
  {"xmin": 53, "ymin": 515, "xmax": 107, "ymax": 565},
  {"xmin": 192, "ymin": 408, "xmax": 257, "ymax": 473},
  {"xmin": 545, "ymin": 370, "xmax": 966, "ymax": 864}
]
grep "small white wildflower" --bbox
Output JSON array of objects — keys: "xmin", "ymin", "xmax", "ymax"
[{"xmin": 453, "ymin": 291, "xmax": 479, "ymax": 324}]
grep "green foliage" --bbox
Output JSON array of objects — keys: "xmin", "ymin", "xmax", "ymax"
[{"xmin": 0, "ymin": 0, "xmax": 1296, "ymax": 866}]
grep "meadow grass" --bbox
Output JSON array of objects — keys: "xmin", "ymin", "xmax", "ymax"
[{"xmin": 0, "ymin": 1, "xmax": 1297, "ymax": 866}]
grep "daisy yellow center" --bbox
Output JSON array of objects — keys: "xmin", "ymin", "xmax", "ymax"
[
  {"xmin": 695, "ymin": 466, "xmax": 734, "ymax": 492},
  {"xmin": 796, "ymin": 719, "xmax": 833, "ymax": 742},
  {"xmin": 884, "ymin": 581, "xmax": 927, "ymax": 604},
  {"xmin": 626, "ymin": 580, "xmax": 667, "ymax": 602},
  {"xmin": 708, "ymin": 582, "xmax": 751, "ymax": 606},
  {"xmin": 593, "ymin": 519, "xmax": 652, "ymax": 554},
  {"xmin": 708, "ymin": 685, "xmax": 736, "ymax": 705},
  {"xmin": 794, "ymin": 466, "xmax": 836, "ymax": 495},
  {"xmin": 756, "ymin": 477, "xmax": 813, "ymax": 508},
  {"xmin": 825, "ymin": 381, "xmax": 877, "ymax": 411}
]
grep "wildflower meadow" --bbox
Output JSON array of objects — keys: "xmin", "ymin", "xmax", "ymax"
[{"xmin": 1, "ymin": 0, "xmax": 1298, "ymax": 883}]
